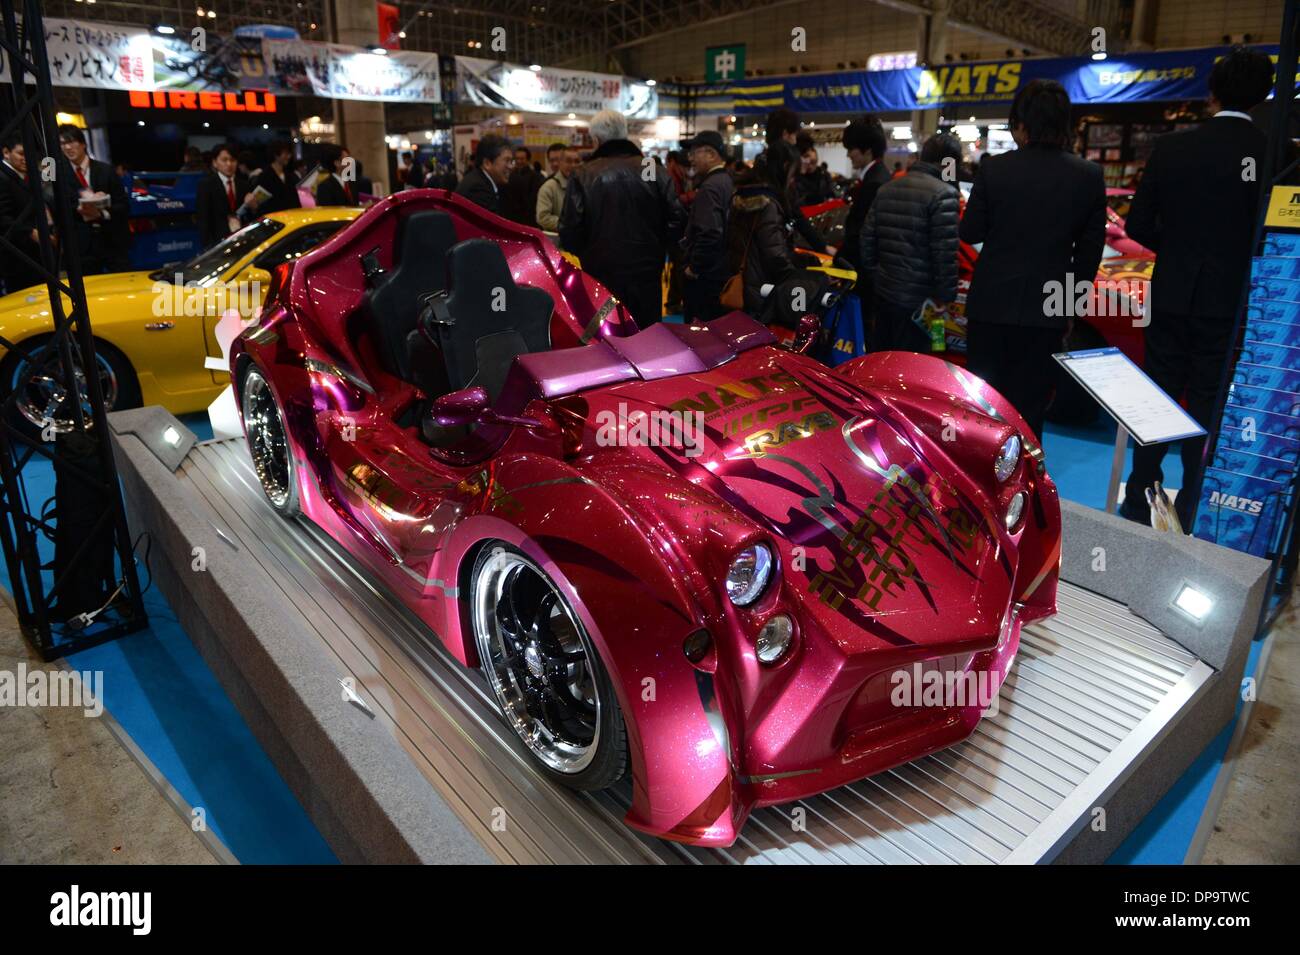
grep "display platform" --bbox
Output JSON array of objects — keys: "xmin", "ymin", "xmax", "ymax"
[{"xmin": 108, "ymin": 407, "xmax": 1270, "ymax": 864}]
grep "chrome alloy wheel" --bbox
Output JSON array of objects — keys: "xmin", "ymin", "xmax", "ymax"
[
  {"xmin": 242, "ymin": 369, "xmax": 294, "ymax": 509},
  {"xmin": 472, "ymin": 547, "xmax": 601, "ymax": 774},
  {"xmin": 11, "ymin": 348, "xmax": 118, "ymax": 433}
]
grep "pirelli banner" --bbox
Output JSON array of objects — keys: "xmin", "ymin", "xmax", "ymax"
[{"xmin": 702, "ymin": 44, "xmax": 1282, "ymax": 116}]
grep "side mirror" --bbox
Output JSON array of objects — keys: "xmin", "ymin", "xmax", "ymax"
[
  {"xmin": 431, "ymin": 386, "xmax": 491, "ymax": 427},
  {"xmin": 791, "ymin": 314, "xmax": 820, "ymax": 355}
]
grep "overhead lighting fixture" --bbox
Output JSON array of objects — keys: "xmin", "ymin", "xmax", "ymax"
[
  {"xmin": 567, "ymin": 112, "xmax": 576, "ymax": 119},
  {"xmin": 398, "ymin": 30, "xmax": 407, "ymax": 39},
  {"xmin": 367, "ymin": 45, "xmax": 388, "ymax": 55},
  {"xmin": 529, "ymin": 63, "xmax": 542, "ymax": 71},
  {"xmin": 645, "ymin": 79, "xmax": 656, "ymax": 87},
  {"xmin": 1091, "ymin": 51, "xmax": 1107, "ymax": 61},
  {"xmin": 1172, "ymin": 583, "xmax": 1214, "ymax": 624},
  {"xmin": 154, "ymin": 24, "xmax": 177, "ymax": 35}
]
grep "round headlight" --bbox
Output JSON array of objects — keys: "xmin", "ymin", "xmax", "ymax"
[
  {"xmin": 994, "ymin": 434, "xmax": 1021, "ymax": 482},
  {"xmin": 726, "ymin": 543, "xmax": 773, "ymax": 606},
  {"xmin": 756, "ymin": 614, "xmax": 794, "ymax": 664},
  {"xmin": 1005, "ymin": 491, "xmax": 1026, "ymax": 530}
]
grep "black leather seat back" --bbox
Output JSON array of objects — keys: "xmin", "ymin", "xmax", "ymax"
[
  {"xmin": 362, "ymin": 210, "xmax": 457, "ymax": 382},
  {"xmin": 429, "ymin": 238, "xmax": 554, "ymax": 402}
]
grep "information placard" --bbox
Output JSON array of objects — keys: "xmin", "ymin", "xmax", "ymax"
[{"xmin": 1053, "ymin": 347, "xmax": 1206, "ymax": 446}]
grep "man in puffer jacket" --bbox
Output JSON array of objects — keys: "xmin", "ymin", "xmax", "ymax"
[{"xmin": 860, "ymin": 133, "xmax": 961, "ymax": 352}]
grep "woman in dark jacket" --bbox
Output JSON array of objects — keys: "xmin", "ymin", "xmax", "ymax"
[{"xmin": 725, "ymin": 167, "xmax": 797, "ymax": 317}]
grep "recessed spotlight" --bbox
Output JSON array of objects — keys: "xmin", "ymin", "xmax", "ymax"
[{"xmin": 1172, "ymin": 583, "xmax": 1214, "ymax": 624}]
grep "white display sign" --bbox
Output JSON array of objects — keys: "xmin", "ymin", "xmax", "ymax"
[
  {"xmin": 0, "ymin": 17, "xmax": 153, "ymax": 90},
  {"xmin": 456, "ymin": 56, "xmax": 657, "ymax": 119},
  {"xmin": 263, "ymin": 39, "xmax": 440, "ymax": 103},
  {"xmin": 1054, "ymin": 347, "xmax": 1206, "ymax": 446}
]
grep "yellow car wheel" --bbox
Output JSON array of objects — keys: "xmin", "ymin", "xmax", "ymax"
[{"xmin": 0, "ymin": 335, "xmax": 141, "ymax": 437}]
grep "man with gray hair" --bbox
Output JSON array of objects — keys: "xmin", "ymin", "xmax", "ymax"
[{"xmin": 560, "ymin": 109, "xmax": 685, "ymax": 327}]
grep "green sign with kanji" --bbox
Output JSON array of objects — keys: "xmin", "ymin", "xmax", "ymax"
[{"xmin": 705, "ymin": 45, "xmax": 745, "ymax": 83}]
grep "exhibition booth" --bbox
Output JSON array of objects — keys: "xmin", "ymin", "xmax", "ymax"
[{"xmin": 0, "ymin": 1, "xmax": 1295, "ymax": 875}]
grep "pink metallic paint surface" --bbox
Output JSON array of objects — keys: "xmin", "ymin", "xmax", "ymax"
[{"xmin": 232, "ymin": 193, "xmax": 1061, "ymax": 846}]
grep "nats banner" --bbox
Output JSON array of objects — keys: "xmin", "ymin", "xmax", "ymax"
[
  {"xmin": 456, "ymin": 56, "xmax": 658, "ymax": 119},
  {"xmin": 261, "ymin": 39, "xmax": 440, "ymax": 102},
  {"xmin": 700, "ymin": 44, "xmax": 1283, "ymax": 116},
  {"xmin": 0, "ymin": 17, "xmax": 153, "ymax": 90}
]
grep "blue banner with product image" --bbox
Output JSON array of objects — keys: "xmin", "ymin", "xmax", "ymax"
[{"xmin": 1196, "ymin": 236, "xmax": 1300, "ymax": 557}]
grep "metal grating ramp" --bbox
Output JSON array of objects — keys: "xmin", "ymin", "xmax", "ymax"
[{"xmin": 181, "ymin": 438, "xmax": 1212, "ymax": 864}]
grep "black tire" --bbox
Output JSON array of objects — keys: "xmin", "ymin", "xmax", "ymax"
[
  {"xmin": 0, "ymin": 335, "xmax": 141, "ymax": 440},
  {"xmin": 240, "ymin": 366, "xmax": 300, "ymax": 516},
  {"xmin": 1045, "ymin": 321, "xmax": 1106, "ymax": 425},
  {"xmin": 470, "ymin": 542, "xmax": 628, "ymax": 791}
]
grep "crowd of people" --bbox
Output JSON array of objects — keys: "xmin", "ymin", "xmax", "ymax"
[
  {"xmin": 441, "ymin": 46, "xmax": 1274, "ymax": 533},
  {"xmin": 0, "ymin": 125, "xmax": 131, "ymax": 294}
]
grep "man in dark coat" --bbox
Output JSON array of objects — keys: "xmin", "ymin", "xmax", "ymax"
[
  {"xmin": 58, "ymin": 124, "xmax": 129, "ymax": 272},
  {"xmin": 861, "ymin": 133, "xmax": 961, "ymax": 353},
  {"xmin": 455, "ymin": 134, "xmax": 513, "ymax": 216},
  {"xmin": 959, "ymin": 80, "xmax": 1107, "ymax": 440},
  {"xmin": 1120, "ymin": 46, "xmax": 1274, "ymax": 528},
  {"xmin": 196, "ymin": 142, "xmax": 252, "ymax": 249},
  {"xmin": 559, "ymin": 110, "xmax": 685, "ymax": 328},
  {"xmin": 0, "ymin": 133, "xmax": 46, "ymax": 294},
  {"xmin": 681, "ymin": 130, "xmax": 734, "ymax": 322}
]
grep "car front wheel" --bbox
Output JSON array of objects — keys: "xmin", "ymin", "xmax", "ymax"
[{"xmin": 470, "ymin": 543, "xmax": 627, "ymax": 790}]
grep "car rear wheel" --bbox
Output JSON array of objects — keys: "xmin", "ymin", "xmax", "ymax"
[
  {"xmin": 241, "ymin": 366, "xmax": 299, "ymax": 516},
  {"xmin": 0, "ymin": 336, "xmax": 140, "ymax": 437},
  {"xmin": 470, "ymin": 543, "xmax": 627, "ymax": 790}
]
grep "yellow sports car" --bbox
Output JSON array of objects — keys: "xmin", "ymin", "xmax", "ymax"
[{"xmin": 0, "ymin": 207, "xmax": 360, "ymax": 431}]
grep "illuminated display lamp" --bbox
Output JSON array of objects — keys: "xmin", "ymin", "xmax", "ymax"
[
  {"xmin": 128, "ymin": 90, "xmax": 278, "ymax": 114},
  {"xmin": 154, "ymin": 23, "xmax": 177, "ymax": 35},
  {"xmin": 366, "ymin": 44, "xmax": 388, "ymax": 55},
  {"xmin": 1171, "ymin": 582, "xmax": 1215, "ymax": 626}
]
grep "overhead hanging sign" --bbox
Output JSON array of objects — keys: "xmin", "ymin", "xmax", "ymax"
[
  {"xmin": 0, "ymin": 17, "xmax": 153, "ymax": 90},
  {"xmin": 263, "ymin": 39, "xmax": 440, "ymax": 102},
  {"xmin": 705, "ymin": 44, "xmax": 1283, "ymax": 115},
  {"xmin": 456, "ymin": 56, "xmax": 657, "ymax": 119}
]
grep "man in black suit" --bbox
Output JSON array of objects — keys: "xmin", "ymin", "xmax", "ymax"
[
  {"xmin": 0, "ymin": 133, "xmax": 46, "ymax": 295},
  {"xmin": 57, "ymin": 124, "xmax": 130, "ymax": 273},
  {"xmin": 314, "ymin": 144, "xmax": 359, "ymax": 207},
  {"xmin": 502, "ymin": 145, "xmax": 543, "ymax": 226},
  {"xmin": 249, "ymin": 140, "xmax": 301, "ymax": 215},
  {"xmin": 196, "ymin": 143, "xmax": 252, "ymax": 249},
  {"xmin": 842, "ymin": 115, "xmax": 891, "ymax": 275},
  {"xmin": 959, "ymin": 80, "xmax": 1107, "ymax": 440},
  {"xmin": 842, "ymin": 116, "xmax": 892, "ymax": 348},
  {"xmin": 1121, "ymin": 46, "xmax": 1275, "ymax": 529},
  {"xmin": 455, "ymin": 134, "xmax": 513, "ymax": 216}
]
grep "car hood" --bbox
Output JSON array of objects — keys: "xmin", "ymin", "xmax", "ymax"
[{"xmin": 579, "ymin": 346, "xmax": 1015, "ymax": 652}]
